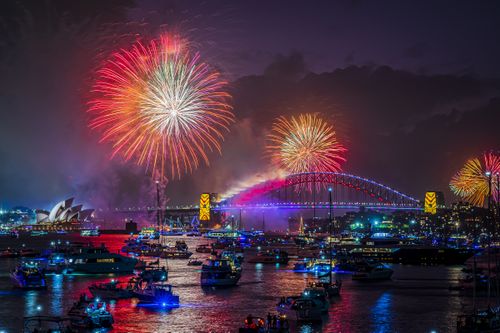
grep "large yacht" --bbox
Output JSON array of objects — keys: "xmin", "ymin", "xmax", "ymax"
[{"xmin": 67, "ymin": 244, "xmax": 138, "ymax": 274}]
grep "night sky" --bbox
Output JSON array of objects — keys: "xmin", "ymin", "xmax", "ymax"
[{"xmin": 1, "ymin": 0, "xmax": 499, "ymax": 210}]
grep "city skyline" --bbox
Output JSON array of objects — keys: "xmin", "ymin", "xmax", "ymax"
[{"xmin": 0, "ymin": 0, "xmax": 499, "ymax": 210}]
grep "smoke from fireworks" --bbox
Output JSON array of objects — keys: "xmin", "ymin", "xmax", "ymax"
[
  {"xmin": 450, "ymin": 152, "xmax": 500, "ymax": 207},
  {"xmin": 89, "ymin": 34, "xmax": 234, "ymax": 180},
  {"xmin": 266, "ymin": 113, "xmax": 347, "ymax": 174}
]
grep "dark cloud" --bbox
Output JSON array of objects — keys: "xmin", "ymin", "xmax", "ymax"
[{"xmin": 402, "ymin": 42, "xmax": 429, "ymax": 59}]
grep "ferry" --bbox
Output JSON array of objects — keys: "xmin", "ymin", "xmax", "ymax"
[
  {"xmin": 200, "ymin": 258, "xmax": 241, "ymax": 287},
  {"xmin": 340, "ymin": 236, "xmax": 475, "ymax": 265},
  {"xmin": 67, "ymin": 244, "xmax": 138, "ymax": 274}
]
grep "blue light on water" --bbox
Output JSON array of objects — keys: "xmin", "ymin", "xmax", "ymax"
[{"xmin": 371, "ymin": 292, "xmax": 392, "ymax": 333}]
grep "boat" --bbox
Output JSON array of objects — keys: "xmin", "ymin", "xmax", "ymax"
[
  {"xmin": 0, "ymin": 248, "xmax": 19, "ymax": 258},
  {"xmin": 139, "ymin": 265, "xmax": 169, "ymax": 282},
  {"xmin": 341, "ymin": 237, "xmax": 475, "ymax": 265},
  {"xmin": 188, "ymin": 258, "xmax": 203, "ymax": 266},
  {"xmin": 45, "ymin": 253, "xmax": 68, "ymax": 274},
  {"xmin": 457, "ymin": 306, "xmax": 500, "ymax": 333},
  {"xmin": 301, "ymin": 286, "xmax": 330, "ymax": 313},
  {"xmin": 80, "ymin": 229, "xmax": 100, "ymax": 237},
  {"xmin": 175, "ymin": 240, "xmax": 189, "ymax": 251},
  {"xmin": 200, "ymin": 258, "xmax": 241, "ymax": 287},
  {"xmin": 239, "ymin": 314, "xmax": 290, "ymax": 333},
  {"xmin": 248, "ymin": 250, "xmax": 289, "ymax": 264},
  {"xmin": 67, "ymin": 244, "xmax": 138, "ymax": 274},
  {"xmin": 160, "ymin": 248, "xmax": 193, "ymax": 259},
  {"xmin": 196, "ymin": 244, "xmax": 213, "ymax": 253},
  {"xmin": 30, "ymin": 231, "xmax": 48, "ymax": 237},
  {"xmin": 277, "ymin": 297, "xmax": 323, "ymax": 322},
  {"xmin": 68, "ymin": 294, "xmax": 114, "ymax": 328},
  {"xmin": 133, "ymin": 282, "xmax": 180, "ymax": 307},
  {"xmin": 19, "ymin": 248, "xmax": 40, "ymax": 258},
  {"xmin": 23, "ymin": 316, "xmax": 73, "ymax": 333},
  {"xmin": 352, "ymin": 262, "xmax": 393, "ymax": 281},
  {"xmin": 11, "ymin": 261, "xmax": 47, "ymax": 289},
  {"xmin": 306, "ymin": 258, "xmax": 334, "ymax": 274},
  {"xmin": 89, "ymin": 279, "xmax": 134, "ymax": 299},
  {"xmin": 293, "ymin": 258, "xmax": 309, "ymax": 272}
]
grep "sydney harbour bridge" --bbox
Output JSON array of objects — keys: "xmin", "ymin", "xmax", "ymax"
[{"xmin": 106, "ymin": 172, "xmax": 422, "ymax": 228}]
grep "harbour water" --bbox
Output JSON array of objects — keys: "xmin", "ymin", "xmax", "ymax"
[{"xmin": 0, "ymin": 234, "xmax": 473, "ymax": 332}]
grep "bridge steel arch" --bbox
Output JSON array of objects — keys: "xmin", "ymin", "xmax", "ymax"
[{"xmin": 217, "ymin": 172, "xmax": 421, "ymax": 210}]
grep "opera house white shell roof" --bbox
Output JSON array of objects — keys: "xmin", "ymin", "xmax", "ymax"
[{"xmin": 36, "ymin": 198, "xmax": 93, "ymax": 223}]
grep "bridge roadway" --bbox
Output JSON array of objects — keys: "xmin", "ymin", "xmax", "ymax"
[{"xmin": 109, "ymin": 201, "xmax": 422, "ymax": 214}]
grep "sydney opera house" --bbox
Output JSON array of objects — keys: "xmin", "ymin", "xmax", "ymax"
[{"xmin": 29, "ymin": 198, "xmax": 94, "ymax": 231}]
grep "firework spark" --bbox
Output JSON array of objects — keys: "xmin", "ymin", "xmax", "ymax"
[
  {"xmin": 266, "ymin": 113, "xmax": 347, "ymax": 174},
  {"xmin": 89, "ymin": 34, "xmax": 234, "ymax": 179},
  {"xmin": 450, "ymin": 152, "xmax": 500, "ymax": 207}
]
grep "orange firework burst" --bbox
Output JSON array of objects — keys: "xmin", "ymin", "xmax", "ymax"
[
  {"xmin": 89, "ymin": 34, "xmax": 234, "ymax": 179},
  {"xmin": 266, "ymin": 113, "xmax": 347, "ymax": 174},
  {"xmin": 450, "ymin": 152, "xmax": 500, "ymax": 207}
]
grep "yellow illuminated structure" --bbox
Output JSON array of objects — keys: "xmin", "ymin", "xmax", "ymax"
[
  {"xmin": 424, "ymin": 192, "xmax": 437, "ymax": 214},
  {"xmin": 199, "ymin": 193, "xmax": 211, "ymax": 221}
]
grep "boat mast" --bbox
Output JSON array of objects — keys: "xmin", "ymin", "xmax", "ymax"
[{"xmin": 328, "ymin": 186, "xmax": 333, "ymax": 286}]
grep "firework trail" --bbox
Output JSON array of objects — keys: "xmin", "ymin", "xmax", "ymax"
[
  {"xmin": 89, "ymin": 34, "xmax": 234, "ymax": 180},
  {"xmin": 266, "ymin": 113, "xmax": 347, "ymax": 174},
  {"xmin": 450, "ymin": 152, "xmax": 500, "ymax": 207}
]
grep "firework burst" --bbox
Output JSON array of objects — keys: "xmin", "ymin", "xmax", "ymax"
[
  {"xmin": 450, "ymin": 152, "xmax": 500, "ymax": 207},
  {"xmin": 266, "ymin": 113, "xmax": 347, "ymax": 174},
  {"xmin": 89, "ymin": 34, "xmax": 234, "ymax": 179}
]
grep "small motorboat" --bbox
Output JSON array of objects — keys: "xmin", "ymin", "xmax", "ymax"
[
  {"xmin": 248, "ymin": 250, "xmax": 289, "ymax": 264},
  {"xmin": 23, "ymin": 316, "xmax": 73, "ymax": 333},
  {"xmin": 45, "ymin": 253, "xmax": 68, "ymax": 274},
  {"xmin": 201, "ymin": 258, "xmax": 241, "ymax": 287},
  {"xmin": 11, "ymin": 262, "xmax": 47, "ymax": 289},
  {"xmin": 239, "ymin": 314, "xmax": 290, "ymax": 333},
  {"xmin": 301, "ymin": 287, "xmax": 329, "ymax": 313},
  {"xmin": 0, "ymin": 248, "xmax": 19, "ymax": 258},
  {"xmin": 133, "ymin": 282, "xmax": 180, "ymax": 307},
  {"xmin": 140, "ymin": 265, "xmax": 169, "ymax": 282},
  {"xmin": 160, "ymin": 249, "xmax": 193, "ymax": 259},
  {"xmin": 277, "ymin": 297, "xmax": 323, "ymax": 322},
  {"xmin": 457, "ymin": 306, "xmax": 500, "ymax": 333},
  {"xmin": 187, "ymin": 259, "xmax": 203, "ymax": 266},
  {"xmin": 68, "ymin": 294, "xmax": 114, "ymax": 329},
  {"xmin": 19, "ymin": 248, "xmax": 40, "ymax": 258},
  {"xmin": 293, "ymin": 259, "xmax": 309, "ymax": 272},
  {"xmin": 196, "ymin": 244, "xmax": 213, "ymax": 253},
  {"xmin": 319, "ymin": 280, "xmax": 342, "ymax": 297},
  {"xmin": 352, "ymin": 262, "xmax": 393, "ymax": 281},
  {"xmin": 89, "ymin": 279, "xmax": 134, "ymax": 299},
  {"xmin": 175, "ymin": 240, "xmax": 189, "ymax": 251}
]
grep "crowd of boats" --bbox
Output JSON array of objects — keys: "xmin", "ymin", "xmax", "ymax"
[{"xmin": 6, "ymin": 228, "xmax": 500, "ymax": 332}]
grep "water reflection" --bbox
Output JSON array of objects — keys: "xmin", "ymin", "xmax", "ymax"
[{"xmin": 371, "ymin": 292, "xmax": 392, "ymax": 333}]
